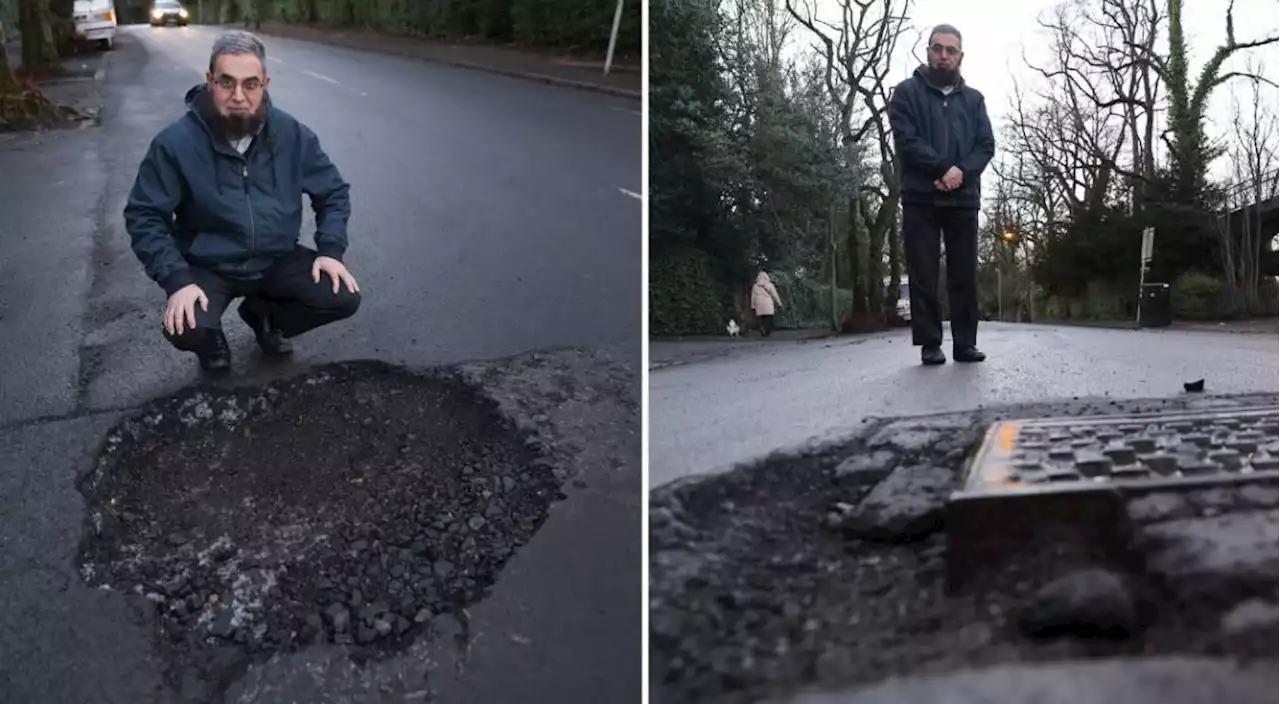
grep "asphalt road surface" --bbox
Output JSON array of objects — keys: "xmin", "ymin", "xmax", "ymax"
[
  {"xmin": 70, "ymin": 24, "xmax": 638, "ymax": 418},
  {"xmin": 0, "ymin": 25, "xmax": 640, "ymax": 704},
  {"xmin": 650, "ymin": 322, "xmax": 1280, "ymax": 487}
]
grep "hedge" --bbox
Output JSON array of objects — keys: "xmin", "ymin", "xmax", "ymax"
[
  {"xmin": 1171, "ymin": 271, "xmax": 1225, "ymax": 321},
  {"xmin": 650, "ymin": 246, "xmax": 728, "ymax": 336},
  {"xmin": 768, "ymin": 271, "xmax": 847, "ymax": 331},
  {"xmin": 227, "ymin": 0, "xmax": 640, "ymax": 55}
]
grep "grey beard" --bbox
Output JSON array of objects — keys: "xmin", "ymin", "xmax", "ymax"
[
  {"xmin": 218, "ymin": 104, "xmax": 267, "ymax": 139},
  {"xmin": 927, "ymin": 65, "xmax": 959, "ymax": 86}
]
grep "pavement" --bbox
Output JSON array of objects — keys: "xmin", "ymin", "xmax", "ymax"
[
  {"xmin": 649, "ymin": 322, "xmax": 1280, "ymax": 487},
  {"xmin": 0, "ymin": 24, "xmax": 639, "ymax": 704},
  {"xmin": 240, "ymin": 20, "xmax": 642, "ymax": 100},
  {"xmin": 1031, "ymin": 318, "xmax": 1280, "ymax": 335},
  {"xmin": 649, "ymin": 329, "xmax": 840, "ymax": 370}
]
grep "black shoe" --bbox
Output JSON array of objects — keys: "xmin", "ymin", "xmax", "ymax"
[
  {"xmin": 921, "ymin": 345, "xmax": 947, "ymax": 365},
  {"xmin": 238, "ymin": 299, "xmax": 293, "ymax": 356},
  {"xmin": 197, "ymin": 330, "xmax": 232, "ymax": 373},
  {"xmin": 954, "ymin": 346, "xmax": 987, "ymax": 363}
]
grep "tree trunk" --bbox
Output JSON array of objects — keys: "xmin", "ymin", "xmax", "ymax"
[
  {"xmin": 847, "ymin": 192, "xmax": 866, "ymax": 321},
  {"xmin": 887, "ymin": 205, "xmax": 901, "ymax": 314},
  {"xmin": 828, "ymin": 204, "xmax": 838, "ymax": 332},
  {"xmin": 865, "ymin": 199, "xmax": 885, "ymax": 321},
  {"xmin": 1242, "ymin": 204, "xmax": 1261, "ymax": 314},
  {"xmin": 18, "ymin": 0, "xmax": 58, "ymax": 76},
  {"xmin": 1022, "ymin": 239, "xmax": 1034, "ymax": 322},
  {"xmin": 867, "ymin": 181, "xmax": 900, "ymax": 323},
  {"xmin": 0, "ymin": 20, "xmax": 19, "ymax": 96}
]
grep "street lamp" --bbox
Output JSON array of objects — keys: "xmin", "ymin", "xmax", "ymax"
[{"xmin": 996, "ymin": 231, "xmax": 1019, "ymax": 321}]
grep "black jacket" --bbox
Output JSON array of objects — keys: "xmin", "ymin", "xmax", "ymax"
[
  {"xmin": 124, "ymin": 84, "xmax": 351, "ymax": 295},
  {"xmin": 887, "ymin": 66, "xmax": 995, "ymax": 210}
]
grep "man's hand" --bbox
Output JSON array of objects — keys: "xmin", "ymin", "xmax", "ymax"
[
  {"xmin": 312, "ymin": 256, "xmax": 360, "ymax": 295},
  {"xmin": 940, "ymin": 166, "xmax": 964, "ymax": 191},
  {"xmin": 165, "ymin": 283, "xmax": 208, "ymax": 336}
]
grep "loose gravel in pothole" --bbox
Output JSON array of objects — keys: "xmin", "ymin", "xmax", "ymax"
[
  {"xmin": 650, "ymin": 398, "xmax": 1280, "ymax": 704},
  {"xmin": 76, "ymin": 361, "xmax": 560, "ymax": 673}
]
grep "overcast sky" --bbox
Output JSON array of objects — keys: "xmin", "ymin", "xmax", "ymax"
[{"xmin": 789, "ymin": 0, "xmax": 1278, "ymax": 182}]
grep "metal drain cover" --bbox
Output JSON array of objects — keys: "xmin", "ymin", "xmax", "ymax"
[
  {"xmin": 945, "ymin": 406, "xmax": 1279, "ymax": 592},
  {"xmin": 959, "ymin": 406, "xmax": 1279, "ymax": 495}
]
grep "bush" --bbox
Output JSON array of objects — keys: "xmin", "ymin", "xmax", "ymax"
[
  {"xmin": 1034, "ymin": 284, "xmax": 1132, "ymax": 321},
  {"xmin": 1171, "ymin": 271, "xmax": 1225, "ymax": 320},
  {"xmin": 1263, "ymin": 278, "xmax": 1279, "ymax": 317},
  {"xmin": 1083, "ymin": 282, "xmax": 1129, "ymax": 320},
  {"xmin": 259, "ymin": 0, "xmax": 640, "ymax": 54},
  {"xmin": 649, "ymin": 246, "xmax": 727, "ymax": 336},
  {"xmin": 769, "ymin": 272, "xmax": 847, "ymax": 331},
  {"xmin": 1040, "ymin": 294, "xmax": 1066, "ymax": 320}
]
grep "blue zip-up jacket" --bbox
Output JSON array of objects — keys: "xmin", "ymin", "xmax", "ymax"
[
  {"xmin": 124, "ymin": 84, "xmax": 351, "ymax": 295},
  {"xmin": 887, "ymin": 65, "xmax": 995, "ymax": 210}
]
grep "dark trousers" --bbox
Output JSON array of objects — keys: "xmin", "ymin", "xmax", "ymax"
[
  {"xmin": 164, "ymin": 245, "xmax": 361, "ymax": 352},
  {"xmin": 758, "ymin": 314, "xmax": 774, "ymax": 336},
  {"xmin": 902, "ymin": 203, "xmax": 979, "ymax": 349}
]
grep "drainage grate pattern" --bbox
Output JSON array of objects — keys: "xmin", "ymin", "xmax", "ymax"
[{"xmin": 962, "ymin": 407, "xmax": 1280, "ymax": 493}]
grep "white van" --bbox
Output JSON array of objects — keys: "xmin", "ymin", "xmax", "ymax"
[{"xmin": 73, "ymin": 0, "xmax": 117, "ymax": 50}]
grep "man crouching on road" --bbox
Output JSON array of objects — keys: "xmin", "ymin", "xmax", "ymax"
[
  {"xmin": 888, "ymin": 23, "xmax": 994, "ymax": 366},
  {"xmin": 124, "ymin": 30, "xmax": 360, "ymax": 373}
]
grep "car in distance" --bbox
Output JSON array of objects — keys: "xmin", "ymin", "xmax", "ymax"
[{"xmin": 150, "ymin": 0, "xmax": 190, "ymax": 26}]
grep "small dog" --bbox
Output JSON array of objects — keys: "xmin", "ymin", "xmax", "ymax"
[{"xmin": 726, "ymin": 319, "xmax": 740, "ymax": 337}]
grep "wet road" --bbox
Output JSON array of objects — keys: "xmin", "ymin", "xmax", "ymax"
[
  {"xmin": 649, "ymin": 323, "xmax": 1280, "ymax": 487},
  {"xmin": 0, "ymin": 25, "xmax": 640, "ymax": 704},
  {"xmin": 1, "ymin": 23, "xmax": 641, "ymax": 426}
]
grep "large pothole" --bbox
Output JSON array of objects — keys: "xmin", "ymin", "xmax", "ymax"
[
  {"xmin": 76, "ymin": 361, "xmax": 561, "ymax": 671},
  {"xmin": 650, "ymin": 395, "xmax": 1280, "ymax": 704}
]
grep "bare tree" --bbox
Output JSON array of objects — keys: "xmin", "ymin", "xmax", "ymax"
[
  {"xmin": 1020, "ymin": 0, "xmax": 1165, "ymax": 216},
  {"xmin": 995, "ymin": 10, "xmax": 1156, "ymax": 315},
  {"xmin": 1104, "ymin": 0, "xmax": 1164, "ymax": 207},
  {"xmin": 1136, "ymin": 0, "xmax": 1277, "ymax": 202},
  {"xmin": 785, "ymin": 0, "xmax": 912, "ymax": 328},
  {"xmin": 1216, "ymin": 59, "xmax": 1278, "ymax": 314},
  {"xmin": 1008, "ymin": 103, "xmax": 1075, "ymax": 228}
]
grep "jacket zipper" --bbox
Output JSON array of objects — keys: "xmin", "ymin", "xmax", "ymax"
[
  {"xmin": 242, "ymin": 161, "xmax": 256, "ymax": 257},
  {"xmin": 942, "ymin": 96, "xmax": 950, "ymax": 172}
]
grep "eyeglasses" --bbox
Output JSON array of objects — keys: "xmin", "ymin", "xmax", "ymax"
[
  {"xmin": 213, "ymin": 75, "xmax": 264, "ymax": 93},
  {"xmin": 929, "ymin": 43, "xmax": 961, "ymax": 56}
]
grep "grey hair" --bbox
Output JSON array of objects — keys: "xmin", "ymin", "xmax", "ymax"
[
  {"xmin": 928, "ymin": 23, "xmax": 962, "ymax": 47},
  {"xmin": 208, "ymin": 30, "xmax": 267, "ymax": 73}
]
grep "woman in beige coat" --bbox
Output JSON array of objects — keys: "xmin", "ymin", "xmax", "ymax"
[{"xmin": 749, "ymin": 271, "xmax": 783, "ymax": 336}]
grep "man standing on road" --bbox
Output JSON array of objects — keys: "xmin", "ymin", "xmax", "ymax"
[
  {"xmin": 887, "ymin": 23, "xmax": 994, "ymax": 366},
  {"xmin": 124, "ymin": 30, "xmax": 361, "ymax": 373}
]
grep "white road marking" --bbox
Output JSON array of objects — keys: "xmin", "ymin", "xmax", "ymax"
[
  {"xmin": 303, "ymin": 70, "xmax": 340, "ymax": 85},
  {"xmin": 267, "ymin": 56, "xmax": 285, "ymax": 65},
  {"xmin": 619, "ymin": 188, "xmax": 642, "ymax": 200}
]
